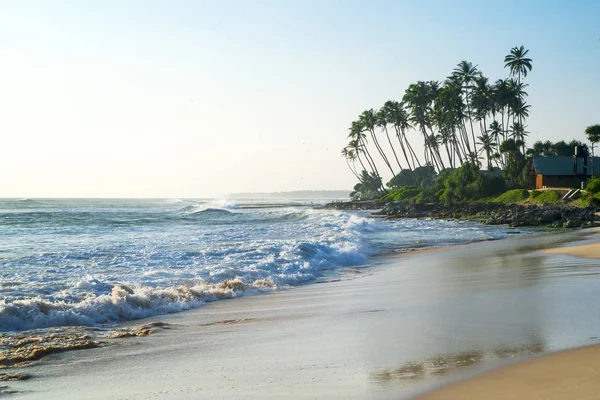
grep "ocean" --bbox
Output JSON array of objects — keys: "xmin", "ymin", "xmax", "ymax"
[{"xmin": 0, "ymin": 198, "xmax": 526, "ymax": 332}]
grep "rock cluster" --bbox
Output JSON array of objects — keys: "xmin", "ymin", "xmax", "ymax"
[
  {"xmin": 325, "ymin": 201, "xmax": 599, "ymax": 229},
  {"xmin": 323, "ymin": 200, "xmax": 379, "ymax": 211},
  {"xmin": 484, "ymin": 204, "xmax": 598, "ymax": 228}
]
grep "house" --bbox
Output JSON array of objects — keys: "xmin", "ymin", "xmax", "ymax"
[{"xmin": 528, "ymin": 156, "xmax": 600, "ymax": 189}]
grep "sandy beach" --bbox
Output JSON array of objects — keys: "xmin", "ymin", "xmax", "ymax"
[
  {"xmin": 6, "ymin": 228, "xmax": 600, "ymax": 399},
  {"xmin": 544, "ymin": 227, "xmax": 600, "ymax": 259},
  {"xmin": 419, "ymin": 344, "xmax": 600, "ymax": 399}
]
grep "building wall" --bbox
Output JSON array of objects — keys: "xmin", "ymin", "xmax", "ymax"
[
  {"xmin": 539, "ymin": 175, "xmax": 585, "ymax": 189},
  {"xmin": 536, "ymin": 174, "xmax": 543, "ymax": 189}
]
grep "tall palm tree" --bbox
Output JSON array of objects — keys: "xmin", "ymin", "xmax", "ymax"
[
  {"xmin": 438, "ymin": 78, "xmax": 468, "ymax": 164},
  {"xmin": 386, "ymin": 100, "xmax": 421, "ymax": 184},
  {"xmin": 377, "ymin": 104, "xmax": 403, "ymax": 172},
  {"xmin": 489, "ymin": 120, "xmax": 502, "ymax": 143},
  {"xmin": 347, "ymin": 140, "xmax": 368, "ymax": 175},
  {"xmin": 472, "ymin": 75, "xmax": 493, "ymax": 136},
  {"xmin": 341, "ymin": 147, "xmax": 361, "ymax": 180},
  {"xmin": 511, "ymin": 97, "xmax": 531, "ymax": 126},
  {"xmin": 359, "ymin": 109, "xmax": 396, "ymax": 178},
  {"xmin": 510, "ymin": 122, "xmax": 529, "ymax": 153},
  {"xmin": 403, "ymin": 81, "xmax": 443, "ymax": 171},
  {"xmin": 504, "ymin": 46, "xmax": 533, "ymax": 84},
  {"xmin": 585, "ymin": 124, "xmax": 600, "ymax": 177},
  {"xmin": 493, "ymin": 78, "xmax": 511, "ymax": 138},
  {"xmin": 452, "ymin": 61, "xmax": 480, "ymax": 156},
  {"xmin": 477, "ymin": 132, "xmax": 497, "ymax": 171},
  {"xmin": 348, "ymin": 121, "xmax": 380, "ymax": 180}
]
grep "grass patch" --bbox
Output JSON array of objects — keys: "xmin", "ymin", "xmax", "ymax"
[
  {"xmin": 493, "ymin": 189, "xmax": 530, "ymax": 204},
  {"xmin": 586, "ymin": 177, "xmax": 600, "ymax": 194},
  {"xmin": 574, "ymin": 193, "xmax": 592, "ymax": 207},
  {"xmin": 574, "ymin": 192, "xmax": 600, "ymax": 207},
  {"xmin": 380, "ymin": 186, "xmax": 421, "ymax": 202},
  {"xmin": 529, "ymin": 190, "xmax": 560, "ymax": 203}
]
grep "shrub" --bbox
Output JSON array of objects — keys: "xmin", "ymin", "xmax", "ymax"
[
  {"xmin": 439, "ymin": 163, "xmax": 506, "ymax": 204},
  {"xmin": 380, "ymin": 186, "xmax": 421, "ymax": 203},
  {"xmin": 493, "ymin": 189, "xmax": 530, "ymax": 203},
  {"xmin": 586, "ymin": 177, "xmax": 600, "ymax": 194}
]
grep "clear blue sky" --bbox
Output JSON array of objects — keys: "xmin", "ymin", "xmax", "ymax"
[{"xmin": 0, "ymin": 0, "xmax": 598, "ymax": 197}]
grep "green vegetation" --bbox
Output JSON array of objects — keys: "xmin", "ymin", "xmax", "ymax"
[
  {"xmin": 380, "ymin": 186, "xmax": 421, "ymax": 202},
  {"xmin": 586, "ymin": 177, "xmax": 600, "ymax": 194},
  {"xmin": 530, "ymin": 190, "xmax": 560, "ymax": 203},
  {"xmin": 386, "ymin": 166, "xmax": 436, "ymax": 189},
  {"xmin": 350, "ymin": 171, "xmax": 383, "ymax": 200},
  {"xmin": 574, "ymin": 191, "xmax": 600, "ymax": 208},
  {"xmin": 341, "ymin": 45, "xmax": 599, "ymax": 211},
  {"xmin": 438, "ymin": 163, "xmax": 506, "ymax": 205},
  {"xmin": 342, "ymin": 46, "xmax": 533, "ymax": 194},
  {"xmin": 526, "ymin": 140, "xmax": 589, "ymax": 157},
  {"xmin": 494, "ymin": 189, "xmax": 529, "ymax": 203}
]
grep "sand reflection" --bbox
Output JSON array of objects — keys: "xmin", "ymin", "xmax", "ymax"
[{"xmin": 371, "ymin": 342, "xmax": 544, "ymax": 384}]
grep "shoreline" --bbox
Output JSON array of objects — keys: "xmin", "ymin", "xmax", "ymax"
[
  {"xmin": 5, "ymin": 228, "xmax": 600, "ymax": 399},
  {"xmin": 417, "ymin": 344, "xmax": 600, "ymax": 399},
  {"xmin": 543, "ymin": 227, "xmax": 600, "ymax": 258}
]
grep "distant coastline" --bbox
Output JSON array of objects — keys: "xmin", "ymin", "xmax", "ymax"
[{"xmin": 226, "ymin": 190, "xmax": 350, "ymax": 200}]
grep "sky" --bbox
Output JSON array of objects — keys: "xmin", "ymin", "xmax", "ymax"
[{"xmin": 0, "ymin": 0, "xmax": 598, "ymax": 198}]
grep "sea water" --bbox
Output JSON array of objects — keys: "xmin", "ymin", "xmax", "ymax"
[{"xmin": 0, "ymin": 198, "xmax": 525, "ymax": 331}]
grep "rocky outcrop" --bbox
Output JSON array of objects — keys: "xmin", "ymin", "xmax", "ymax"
[
  {"xmin": 324, "ymin": 200, "xmax": 599, "ymax": 229},
  {"xmin": 322, "ymin": 200, "xmax": 380, "ymax": 211}
]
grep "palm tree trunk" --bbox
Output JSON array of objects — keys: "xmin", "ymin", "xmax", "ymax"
[
  {"xmin": 346, "ymin": 158, "xmax": 361, "ymax": 180},
  {"xmin": 369, "ymin": 129, "xmax": 396, "ymax": 178},
  {"xmin": 444, "ymin": 142, "xmax": 453, "ymax": 169},
  {"xmin": 383, "ymin": 125, "xmax": 403, "ymax": 171},
  {"xmin": 393, "ymin": 126, "xmax": 412, "ymax": 170},
  {"xmin": 360, "ymin": 140, "xmax": 380, "ymax": 179}
]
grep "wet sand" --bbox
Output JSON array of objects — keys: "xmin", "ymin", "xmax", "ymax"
[
  {"xmin": 419, "ymin": 228, "xmax": 600, "ymax": 399},
  {"xmin": 7, "ymin": 229, "xmax": 600, "ymax": 399}
]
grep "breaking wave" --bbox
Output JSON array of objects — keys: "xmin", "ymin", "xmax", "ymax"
[{"xmin": 0, "ymin": 278, "xmax": 273, "ymax": 331}]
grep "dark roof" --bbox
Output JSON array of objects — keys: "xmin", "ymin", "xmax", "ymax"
[{"xmin": 531, "ymin": 156, "xmax": 600, "ymax": 176}]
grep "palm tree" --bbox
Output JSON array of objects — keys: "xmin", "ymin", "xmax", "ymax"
[
  {"xmin": 511, "ymin": 97, "xmax": 531, "ymax": 125},
  {"xmin": 348, "ymin": 121, "xmax": 379, "ymax": 180},
  {"xmin": 472, "ymin": 75, "xmax": 493, "ymax": 138},
  {"xmin": 452, "ymin": 61, "xmax": 480, "ymax": 156},
  {"xmin": 510, "ymin": 122, "xmax": 529, "ymax": 153},
  {"xmin": 386, "ymin": 100, "xmax": 421, "ymax": 184},
  {"xmin": 504, "ymin": 46, "xmax": 533, "ymax": 84},
  {"xmin": 477, "ymin": 132, "xmax": 497, "ymax": 170},
  {"xmin": 489, "ymin": 120, "xmax": 502, "ymax": 143},
  {"xmin": 585, "ymin": 124, "xmax": 600, "ymax": 177},
  {"xmin": 359, "ymin": 109, "xmax": 396, "ymax": 178},
  {"xmin": 493, "ymin": 79, "xmax": 511, "ymax": 138},
  {"xmin": 377, "ymin": 104, "xmax": 403, "ymax": 172},
  {"xmin": 341, "ymin": 147, "xmax": 361, "ymax": 180},
  {"xmin": 403, "ymin": 81, "xmax": 444, "ymax": 171}
]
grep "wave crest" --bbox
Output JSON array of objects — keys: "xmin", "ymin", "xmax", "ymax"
[{"xmin": 0, "ymin": 277, "xmax": 276, "ymax": 331}]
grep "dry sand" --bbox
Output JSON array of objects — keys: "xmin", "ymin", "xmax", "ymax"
[
  {"xmin": 544, "ymin": 234, "xmax": 600, "ymax": 259},
  {"xmin": 418, "ymin": 345, "xmax": 600, "ymax": 400}
]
